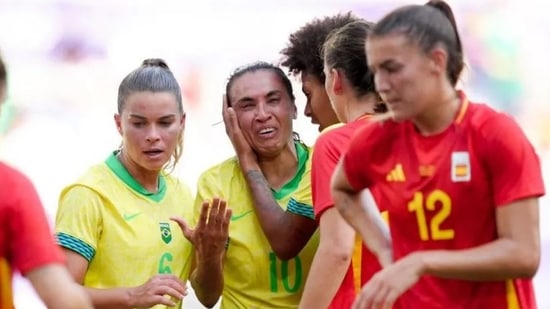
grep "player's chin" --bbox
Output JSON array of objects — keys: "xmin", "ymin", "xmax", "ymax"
[{"xmin": 140, "ymin": 156, "xmax": 169, "ymax": 172}]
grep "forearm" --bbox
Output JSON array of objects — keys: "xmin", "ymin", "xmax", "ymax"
[
  {"xmin": 85, "ymin": 287, "xmax": 135, "ymax": 309},
  {"xmin": 420, "ymin": 238, "xmax": 539, "ymax": 280},
  {"xmin": 28, "ymin": 264, "xmax": 93, "ymax": 309},
  {"xmin": 335, "ymin": 189, "xmax": 392, "ymax": 267},
  {"xmin": 242, "ymin": 162, "xmax": 305, "ymax": 259},
  {"xmin": 190, "ymin": 259, "xmax": 224, "ymax": 308},
  {"xmin": 298, "ymin": 242, "xmax": 352, "ymax": 309}
]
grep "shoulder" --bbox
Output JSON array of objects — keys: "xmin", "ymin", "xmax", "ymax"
[
  {"xmin": 345, "ymin": 118, "xmax": 402, "ymax": 158},
  {"xmin": 466, "ymin": 102, "xmax": 527, "ymax": 143},
  {"xmin": 164, "ymin": 175, "xmax": 194, "ymax": 199},
  {"xmin": 0, "ymin": 162, "xmax": 33, "ymax": 191},
  {"xmin": 197, "ymin": 156, "xmax": 242, "ymax": 188}
]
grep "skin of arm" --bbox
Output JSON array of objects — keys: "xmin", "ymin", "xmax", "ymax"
[
  {"xmin": 331, "ymin": 161, "xmax": 393, "ymax": 267},
  {"xmin": 173, "ymin": 199, "xmax": 230, "ymax": 308},
  {"xmin": 27, "ymin": 264, "xmax": 93, "ymax": 309},
  {"xmin": 415, "ymin": 197, "xmax": 540, "ymax": 280},
  {"xmin": 241, "ymin": 162, "xmax": 318, "ymax": 260},
  {"xmin": 298, "ymin": 207, "xmax": 355, "ymax": 309},
  {"xmin": 63, "ymin": 250, "xmax": 186, "ymax": 309},
  {"xmin": 224, "ymin": 97, "xmax": 317, "ymax": 261}
]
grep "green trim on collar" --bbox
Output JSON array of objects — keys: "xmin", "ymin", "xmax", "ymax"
[
  {"xmin": 271, "ymin": 142, "xmax": 308, "ymax": 200},
  {"xmin": 105, "ymin": 151, "xmax": 166, "ymax": 202}
]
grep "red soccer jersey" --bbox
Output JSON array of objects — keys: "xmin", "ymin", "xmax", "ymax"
[
  {"xmin": 312, "ymin": 116, "xmax": 384, "ymax": 309},
  {"xmin": 0, "ymin": 163, "xmax": 65, "ymax": 308},
  {"xmin": 342, "ymin": 94, "xmax": 545, "ymax": 309}
]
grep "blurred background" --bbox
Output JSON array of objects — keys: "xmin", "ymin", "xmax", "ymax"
[{"xmin": 0, "ymin": 0, "xmax": 548, "ymax": 308}]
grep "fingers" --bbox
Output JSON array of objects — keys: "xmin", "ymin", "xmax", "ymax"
[
  {"xmin": 223, "ymin": 207, "xmax": 232, "ymax": 231},
  {"xmin": 169, "ymin": 216, "xmax": 194, "ymax": 241},
  {"xmin": 210, "ymin": 198, "xmax": 228, "ymax": 227},
  {"xmin": 198, "ymin": 201, "xmax": 210, "ymax": 228}
]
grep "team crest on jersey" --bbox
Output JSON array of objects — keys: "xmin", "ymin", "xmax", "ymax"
[
  {"xmin": 159, "ymin": 222, "xmax": 172, "ymax": 244},
  {"xmin": 451, "ymin": 151, "xmax": 471, "ymax": 182}
]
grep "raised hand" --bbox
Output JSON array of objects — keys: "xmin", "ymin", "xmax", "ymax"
[
  {"xmin": 172, "ymin": 198, "xmax": 232, "ymax": 262},
  {"xmin": 222, "ymin": 94, "xmax": 257, "ymax": 166},
  {"xmin": 128, "ymin": 274, "xmax": 187, "ymax": 308}
]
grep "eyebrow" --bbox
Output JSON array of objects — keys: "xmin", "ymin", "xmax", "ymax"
[{"xmin": 128, "ymin": 114, "xmax": 176, "ymax": 120}]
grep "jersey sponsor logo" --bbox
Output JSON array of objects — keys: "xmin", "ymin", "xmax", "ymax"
[
  {"xmin": 386, "ymin": 163, "xmax": 406, "ymax": 182},
  {"xmin": 159, "ymin": 222, "xmax": 172, "ymax": 244},
  {"xmin": 419, "ymin": 164, "xmax": 435, "ymax": 177},
  {"xmin": 230, "ymin": 209, "xmax": 253, "ymax": 222},
  {"xmin": 451, "ymin": 151, "xmax": 471, "ymax": 182},
  {"xmin": 123, "ymin": 212, "xmax": 141, "ymax": 221}
]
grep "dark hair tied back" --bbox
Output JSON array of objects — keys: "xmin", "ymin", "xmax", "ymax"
[{"xmin": 141, "ymin": 58, "xmax": 170, "ymax": 70}]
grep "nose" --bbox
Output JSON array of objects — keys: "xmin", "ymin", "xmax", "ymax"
[
  {"xmin": 374, "ymin": 72, "xmax": 390, "ymax": 95},
  {"xmin": 304, "ymin": 101, "xmax": 312, "ymax": 118},
  {"xmin": 255, "ymin": 101, "xmax": 271, "ymax": 122},
  {"xmin": 146, "ymin": 125, "xmax": 161, "ymax": 142}
]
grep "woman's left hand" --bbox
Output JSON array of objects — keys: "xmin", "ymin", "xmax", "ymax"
[{"xmin": 353, "ymin": 252, "xmax": 425, "ymax": 309}]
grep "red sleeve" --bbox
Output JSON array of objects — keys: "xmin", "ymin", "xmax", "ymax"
[
  {"xmin": 8, "ymin": 167, "xmax": 65, "ymax": 275},
  {"xmin": 480, "ymin": 113, "xmax": 545, "ymax": 206},
  {"xmin": 342, "ymin": 123, "xmax": 378, "ymax": 191},
  {"xmin": 312, "ymin": 130, "xmax": 343, "ymax": 219}
]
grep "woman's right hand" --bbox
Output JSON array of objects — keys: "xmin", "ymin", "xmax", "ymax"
[{"xmin": 128, "ymin": 274, "xmax": 187, "ymax": 308}]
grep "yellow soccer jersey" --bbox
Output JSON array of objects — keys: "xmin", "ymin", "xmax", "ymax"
[
  {"xmin": 55, "ymin": 152, "xmax": 194, "ymax": 309},
  {"xmin": 195, "ymin": 142, "xmax": 320, "ymax": 309}
]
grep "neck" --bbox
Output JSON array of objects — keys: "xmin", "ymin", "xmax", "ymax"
[
  {"xmin": 413, "ymin": 87, "xmax": 460, "ymax": 136},
  {"xmin": 345, "ymin": 93, "xmax": 379, "ymax": 123},
  {"xmin": 118, "ymin": 150, "xmax": 160, "ymax": 193},
  {"xmin": 258, "ymin": 140, "xmax": 298, "ymax": 191}
]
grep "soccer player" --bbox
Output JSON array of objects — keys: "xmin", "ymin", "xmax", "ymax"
[
  {"xmin": 299, "ymin": 21, "xmax": 390, "ymax": 309},
  {"xmin": 0, "ymin": 54, "xmax": 92, "ymax": 309},
  {"xmin": 55, "ymin": 59, "xmax": 211, "ymax": 309},
  {"xmin": 187, "ymin": 62, "xmax": 319, "ymax": 308},
  {"xmin": 280, "ymin": 13, "xmax": 360, "ymax": 132},
  {"xmin": 331, "ymin": 1, "xmax": 545, "ymax": 309}
]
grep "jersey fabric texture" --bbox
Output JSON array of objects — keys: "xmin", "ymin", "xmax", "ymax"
[
  {"xmin": 342, "ymin": 93, "xmax": 545, "ymax": 309},
  {"xmin": 195, "ymin": 142, "xmax": 319, "ymax": 309},
  {"xmin": 55, "ymin": 152, "xmax": 194, "ymax": 309},
  {"xmin": 0, "ymin": 163, "xmax": 65, "ymax": 309},
  {"xmin": 312, "ymin": 117, "xmax": 385, "ymax": 309}
]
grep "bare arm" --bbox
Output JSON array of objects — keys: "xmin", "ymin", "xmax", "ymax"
[
  {"xmin": 27, "ymin": 264, "xmax": 93, "ymax": 309},
  {"xmin": 63, "ymin": 249, "xmax": 186, "ymax": 309},
  {"xmin": 418, "ymin": 197, "xmax": 540, "ymax": 280},
  {"xmin": 189, "ymin": 257, "xmax": 224, "ymax": 308},
  {"xmin": 172, "ymin": 199, "xmax": 230, "ymax": 308},
  {"xmin": 298, "ymin": 207, "xmax": 355, "ymax": 309},
  {"xmin": 331, "ymin": 160, "xmax": 392, "ymax": 267},
  {"xmin": 243, "ymin": 166, "xmax": 318, "ymax": 260},
  {"xmin": 223, "ymin": 96, "xmax": 316, "ymax": 260}
]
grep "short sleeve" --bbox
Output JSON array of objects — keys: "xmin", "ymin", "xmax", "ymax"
[
  {"xmin": 55, "ymin": 185, "xmax": 103, "ymax": 262},
  {"xmin": 342, "ymin": 123, "xmax": 378, "ymax": 191},
  {"xmin": 481, "ymin": 114, "xmax": 545, "ymax": 206},
  {"xmin": 9, "ymin": 169, "xmax": 64, "ymax": 275},
  {"xmin": 311, "ymin": 132, "xmax": 342, "ymax": 219}
]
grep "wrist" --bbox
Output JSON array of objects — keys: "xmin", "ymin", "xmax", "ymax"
[
  {"xmin": 124, "ymin": 287, "xmax": 136, "ymax": 307},
  {"xmin": 410, "ymin": 251, "xmax": 429, "ymax": 276}
]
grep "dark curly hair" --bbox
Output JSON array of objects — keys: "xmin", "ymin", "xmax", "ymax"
[{"xmin": 280, "ymin": 12, "xmax": 359, "ymax": 83}]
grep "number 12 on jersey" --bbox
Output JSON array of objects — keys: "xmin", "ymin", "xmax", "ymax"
[{"xmin": 408, "ymin": 189, "xmax": 455, "ymax": 241}]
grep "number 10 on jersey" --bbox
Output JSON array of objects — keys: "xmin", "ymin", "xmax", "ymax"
[{"xmin": 269, "ymin": 252, "xmax": 302, "ymax": 293}]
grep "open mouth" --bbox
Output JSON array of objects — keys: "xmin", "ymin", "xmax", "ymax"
[
  {"xmin": 259, "ymin": 127, "xmax": 276, "ymax": 136},
  {"xmin": 143, "ymin": 149, "xmax": 163, "ymax": 157}
]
